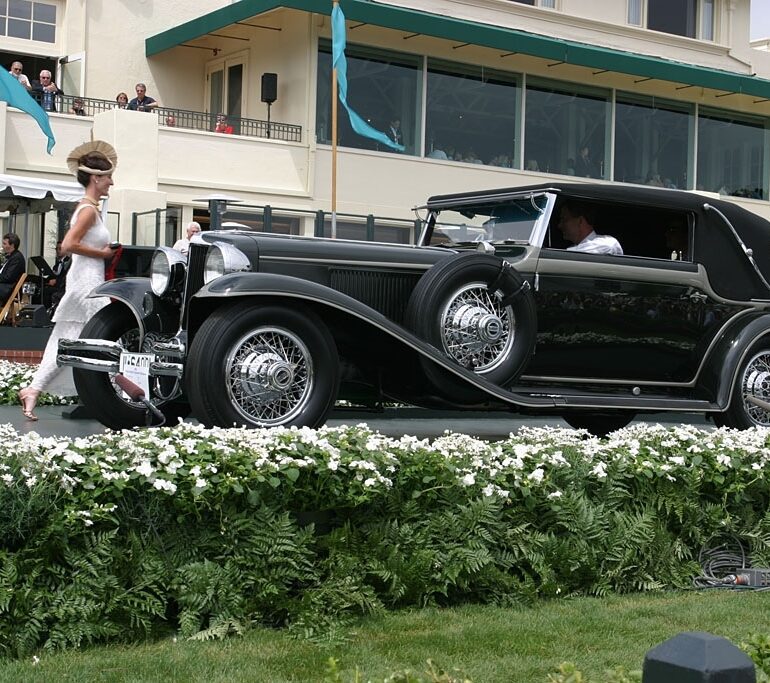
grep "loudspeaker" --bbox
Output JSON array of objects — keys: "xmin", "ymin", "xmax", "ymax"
[
  {"xmin": 261, "ymin": 73, "xmax": 277, "ymax": 104},
  {"xmin": 16, "ymin": 304, "xmax": 51, "ymax": 327}
]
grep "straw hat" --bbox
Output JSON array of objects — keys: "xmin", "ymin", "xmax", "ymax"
[{"xmin": 66, "ymin": 140, "xmax": 118, "ymax": 176}]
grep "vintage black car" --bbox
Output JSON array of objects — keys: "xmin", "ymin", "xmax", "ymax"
[{"xmin": 57, "ymin": 182, "xmax": 770, "ymax": 435}]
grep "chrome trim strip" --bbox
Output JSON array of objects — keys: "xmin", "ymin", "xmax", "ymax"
[
  {"xmin": 259, "ymin": 255, "xmax": 440, "ymax": 270},
  {"xmin": 58, "ymin": 338, "xmax": 123, "ymax": 356}
]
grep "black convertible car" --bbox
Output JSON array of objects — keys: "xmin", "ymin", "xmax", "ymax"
[{"xmin": 57, "ymin": 183, "xmax": 770, "ymax": 435}]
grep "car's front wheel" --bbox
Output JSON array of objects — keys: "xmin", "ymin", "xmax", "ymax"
[
  {"xmin": 186, "ymin": 302, "xmax": 340, "ymax": 428},
  {"xmin": 715, "ymin": 342, "xmax": 770, "ymax": 429}
]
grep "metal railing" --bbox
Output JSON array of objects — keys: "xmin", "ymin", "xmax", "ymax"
[
  {"xmin": 132, "ymin": 203, "xmax": 424, "ymax": 246},
  {"xmin": 43, "ymin": 94, "xmax": 302, "ymax": 143}
]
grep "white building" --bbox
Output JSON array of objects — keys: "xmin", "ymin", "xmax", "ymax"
[{"xmin": 2, "ymin": 0, "xmax": 770, "ymax": 256}]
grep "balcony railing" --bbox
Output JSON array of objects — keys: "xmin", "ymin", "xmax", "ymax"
[{"xmin": 45, "ymin": 94, "xmax": 302, "ymax": 143}]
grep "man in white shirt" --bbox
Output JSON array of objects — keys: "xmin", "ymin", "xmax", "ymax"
[
  {"xmin": 558, "ymin": 201, "xmax": 623, "ymax": 256},
  {"xmin": 8, "ymin": 61, "xmax": 31, "ymax": 90},
  {"xmin": 172, "ymin": 221, "xmax": 201, "ymax": 256}
]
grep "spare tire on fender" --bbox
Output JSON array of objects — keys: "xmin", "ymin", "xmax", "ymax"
[{"xmin": 404, "ymin": 252, "xmax": 537, "ymax": 394}]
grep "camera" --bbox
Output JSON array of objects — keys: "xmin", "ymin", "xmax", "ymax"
[{"xmin": 108, "ymin": 241, "xmax": 121, "ymax": 249}]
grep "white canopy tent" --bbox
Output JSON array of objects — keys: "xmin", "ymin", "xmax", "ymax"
[{"xmin": 0, "ymin": 173, "xmax": 84, "ymax": 293}]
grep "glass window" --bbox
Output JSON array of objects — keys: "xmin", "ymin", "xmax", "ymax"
[
  {"xmin": 647, "ymin": 0, "xmax": 696, "ymax": 38},
  {"xmin": 525, "ymin": 79, "xmax": 610, "ymax": 178},
  {"xmin": 701, "ymin": 0, "xmax": 714, "ymax": 40},
  {"xmin": 426, "ymin": 59, "xmax": 520, "ymax": 168},
  {"xmin": 0, "ymin": 1, "xmax": 56, "ymax": 42},
  {"xmin": 614, "ymin": 94, "xmax": 693, "ymax": 189},
  {"xmin": 316, "ymin": 40, "xmax": 421, "ymax": 154},
  {"xmin": 509, "ymin": 0, "xmax": 536, "ymax": 4},
  {"xmin": 628, "ymin": 0, "xmax": 642, "ymax": 25},
  {"xmin": 697, "ymin": 110, "xmax": 767, "ymax": 200}
]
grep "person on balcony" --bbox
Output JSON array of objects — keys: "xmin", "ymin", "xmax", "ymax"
[
  {"xmin": 31, "ymin": 70, "xmax": 63, "ymax": 112},
  {"xmin": 127, "ymin": 83, "xmax": 159, "ymax": 112},
  {"xmin": 8, "ymin": 61, "xmax": 30, "ymax": 90},
  {"xmin": 115, "ymin": 92, "xmax": 129, "ymax": 109},
  {"xmin": 0, "ymin": 233, "xmax": 25, "ymax": 307},
  {"xmin": 70, "ymin": 98, "xmax": 87, "ymax": 116},
  {"xmin": 214, "ymin": 113, "xmax": 233, "ymax": 134}
]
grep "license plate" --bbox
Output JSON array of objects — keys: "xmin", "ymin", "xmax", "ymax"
[{"xmin": 119, "ymin": 352, "xmax": 155, "ymax": 401}]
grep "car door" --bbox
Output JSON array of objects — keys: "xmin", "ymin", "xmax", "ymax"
[{"xmin": 527, "ymin": 245, "xmax": 738, "ymax": 385}]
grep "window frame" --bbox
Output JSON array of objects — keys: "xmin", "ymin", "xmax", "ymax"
[{"xmin": 627, "ymin": 0, "xmax": 714, "ymax": 41}]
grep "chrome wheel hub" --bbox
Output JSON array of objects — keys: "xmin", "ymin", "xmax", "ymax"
[
  {"xmin": 440, "ymin": 282, "xmax": 514, "ymax": 373},
  {"xmin": 743, "ymin": 351, "xmax": 770, "ymax": 426},
  {"xmin": 226, "ymin": 327, "xmax": 313, "ymax": 425}
]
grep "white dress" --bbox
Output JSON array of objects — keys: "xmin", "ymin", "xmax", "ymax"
[{"xmin": 30, "ymin": 203, "xmax": 110, "ymax": 395}]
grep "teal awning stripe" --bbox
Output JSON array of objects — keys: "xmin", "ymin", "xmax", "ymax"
[{"xmin": 146, "ymin": 0, "xmax": 770, "ymax": 99}]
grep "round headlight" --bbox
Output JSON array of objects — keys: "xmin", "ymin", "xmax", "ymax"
[
  {"xmin": 203, "ymin": 243, "xmax": 251, "ymax": 285},
  {"xmin": 150, "ymin": 247, "xmax": 186, "ymax": 297}
]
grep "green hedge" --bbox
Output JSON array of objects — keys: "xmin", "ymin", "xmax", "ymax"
[{"xmin": 2, "ymin": 419, "xmax": 770, "ymax": 658}]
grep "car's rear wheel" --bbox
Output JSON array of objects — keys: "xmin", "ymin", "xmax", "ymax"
[
  {"xmin": 73, "ymin": 303, "xmax": 189, "ymax": 429},
  {"xmin": 186, "ymin": 302, "xmax": 340, "ymax": 428},
  {"xmin": 562, "ymin": 411, "xmax": 635, "ymax": 437},
  {"xmin": 404, "ymin": 253, "xmax": 537, "ymax": 396},
  {"xmin": 715, "ymin": 342, "xmax": 770, "ymax": 429}
]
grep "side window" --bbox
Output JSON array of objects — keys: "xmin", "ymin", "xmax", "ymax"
[{"xmin": 546, "ymin": 199, "xmax": 692, "ymax": 262}]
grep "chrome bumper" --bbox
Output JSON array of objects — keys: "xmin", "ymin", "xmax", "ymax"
[{"xmin": 57, "ymin": 338, "xmax": 184, "ymax": 378}]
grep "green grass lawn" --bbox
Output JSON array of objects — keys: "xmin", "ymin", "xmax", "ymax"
[{"xmin": 3, "ymin": 589, "xmax": 769, "ymax": 682}]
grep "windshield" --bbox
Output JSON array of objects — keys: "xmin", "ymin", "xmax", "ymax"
[{"xmin": 426, "ymin": 195, "xmax": 548, "ymax": 247}]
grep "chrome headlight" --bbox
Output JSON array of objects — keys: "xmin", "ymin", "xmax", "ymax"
[
  {"xmin": 204, "ymin": 243, "xmax": 251, "ymax": 284},
  {"xmin": 150, "ymin": 247, "xmax": 187, "ymax": 297}
]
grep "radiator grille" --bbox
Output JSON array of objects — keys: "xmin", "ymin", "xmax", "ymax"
[
  {"xmin": 330, "ymin": 268, "xmax": 420, "ymax": 324},
  {"xmin": 183, "ymin": 243, "xmax": 208, "ymax": 312}
]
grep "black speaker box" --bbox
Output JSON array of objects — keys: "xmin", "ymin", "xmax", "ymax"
[
  {"xmin": 16, "ymin": 304, "xmax": 51, "ymax": 327},
  {"xmin": 261, "ymin": 73, "xmax": 277, "ymax": 104}
]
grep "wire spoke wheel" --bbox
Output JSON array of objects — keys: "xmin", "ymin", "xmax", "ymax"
[
  {"xmin": 187, "ymin": 303, "xmax": 339, "ymax": 429},
  {"xmin": 440, "ymin": 282, "xmax": 514, "ymax": 373},
  {"xmin": 226, "ymin": 326, "xmax": 313, "ymax": 425},
  {"xmin": 741, "ymin": 350, "xmax": 770, "ymax": 426}
]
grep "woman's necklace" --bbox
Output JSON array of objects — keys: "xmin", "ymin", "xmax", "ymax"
[{"xmin": 81, "ymin": 196, "xmax": 100, "ymax": 207}]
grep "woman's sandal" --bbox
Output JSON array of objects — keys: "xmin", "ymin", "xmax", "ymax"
[{"xmin": 18, "ymin": 389, "xmax": 38, "ymax": 421}]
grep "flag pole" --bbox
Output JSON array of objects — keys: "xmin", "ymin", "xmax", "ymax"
[{"xmin": 331, "ymin": 0, "xmax": 339, "ymax": 239}]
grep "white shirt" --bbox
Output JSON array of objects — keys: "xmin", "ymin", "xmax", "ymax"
[
  {"xmin": 567, "ymin": 231, "xmax": 623, "ymax": 256},
  {"xmin": 172, "ymin": 238, "xmax": 190, "ymax": 255},
  {"xmin": 9, "ymin": 71, "xmax": 30, "ymax": 88}
]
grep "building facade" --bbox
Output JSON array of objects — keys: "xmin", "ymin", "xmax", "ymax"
[{"xmin": 2, "ymin": 0, "xmax": 770, "ymax": 255}]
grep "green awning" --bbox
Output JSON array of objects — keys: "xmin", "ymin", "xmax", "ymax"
[{"xmin": 146, "ymin": 0, "xmax": 770, "ymax": 99}]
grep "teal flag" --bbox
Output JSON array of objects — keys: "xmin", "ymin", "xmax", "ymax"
[
  {"xmin": 331, "ymin": 3, "xmax": 405, "ymax": 152},
  {"xmin": 0, "ymin": 68, "xmax": 55, "ymax": 153}
]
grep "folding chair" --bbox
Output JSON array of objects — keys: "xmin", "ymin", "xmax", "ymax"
[{"xmin": 0, "ymin": 273, "xmax": 27, "ymax": 326}]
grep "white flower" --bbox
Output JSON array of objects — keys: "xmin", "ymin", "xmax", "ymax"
[
  {"xmin": 527, "ymin": 468, "xmax": 544, "ymax": 483},
  {"xmin": 153, "ymin": 479, "xmax": 177, "ymax": 493},
  {"xmin": 460, "ymin": 473, "xmax": 475, "ymax": 486},
  {"xmin": 194, "ymin": 478, "xmax": 207, "ymax": 489},
  {"xmin": 591, "ymin": 462, "xmax": 607, "ymax": 479},
  {"xmin": 363, "ymin": 477, "xmax": 377, "ymax": 488},
  {"xmin": 135, "ymin": 460, "xmax": 154, "ymax": 478},
  {"xmin": 32, "ymin": 655, "xmax": 40, "ymax": 665},
  {"xmin": 547, "ymin": 491, "xmax": 562, "ymax": 499}
]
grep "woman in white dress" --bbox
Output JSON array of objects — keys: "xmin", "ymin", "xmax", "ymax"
[{"xmin": 19, "ymin": 140, "xmax": 118, "ymax": 420}]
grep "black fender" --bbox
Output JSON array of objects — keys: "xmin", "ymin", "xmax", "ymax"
[
  {"xmin": 87, "ymin": 277, "xmax": 180, "ymax": 340},
  {"xmin": 700, "ymin": 310, "xmax": 770, "ymax": 408},
  {"xmin": 188, "ymin": 271, "xmax": 556, "ymax": 409}
]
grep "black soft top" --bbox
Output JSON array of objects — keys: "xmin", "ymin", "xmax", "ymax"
[{"xmin": 427, "ymin": 183, "xmax": 770, "ymax": 301}]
